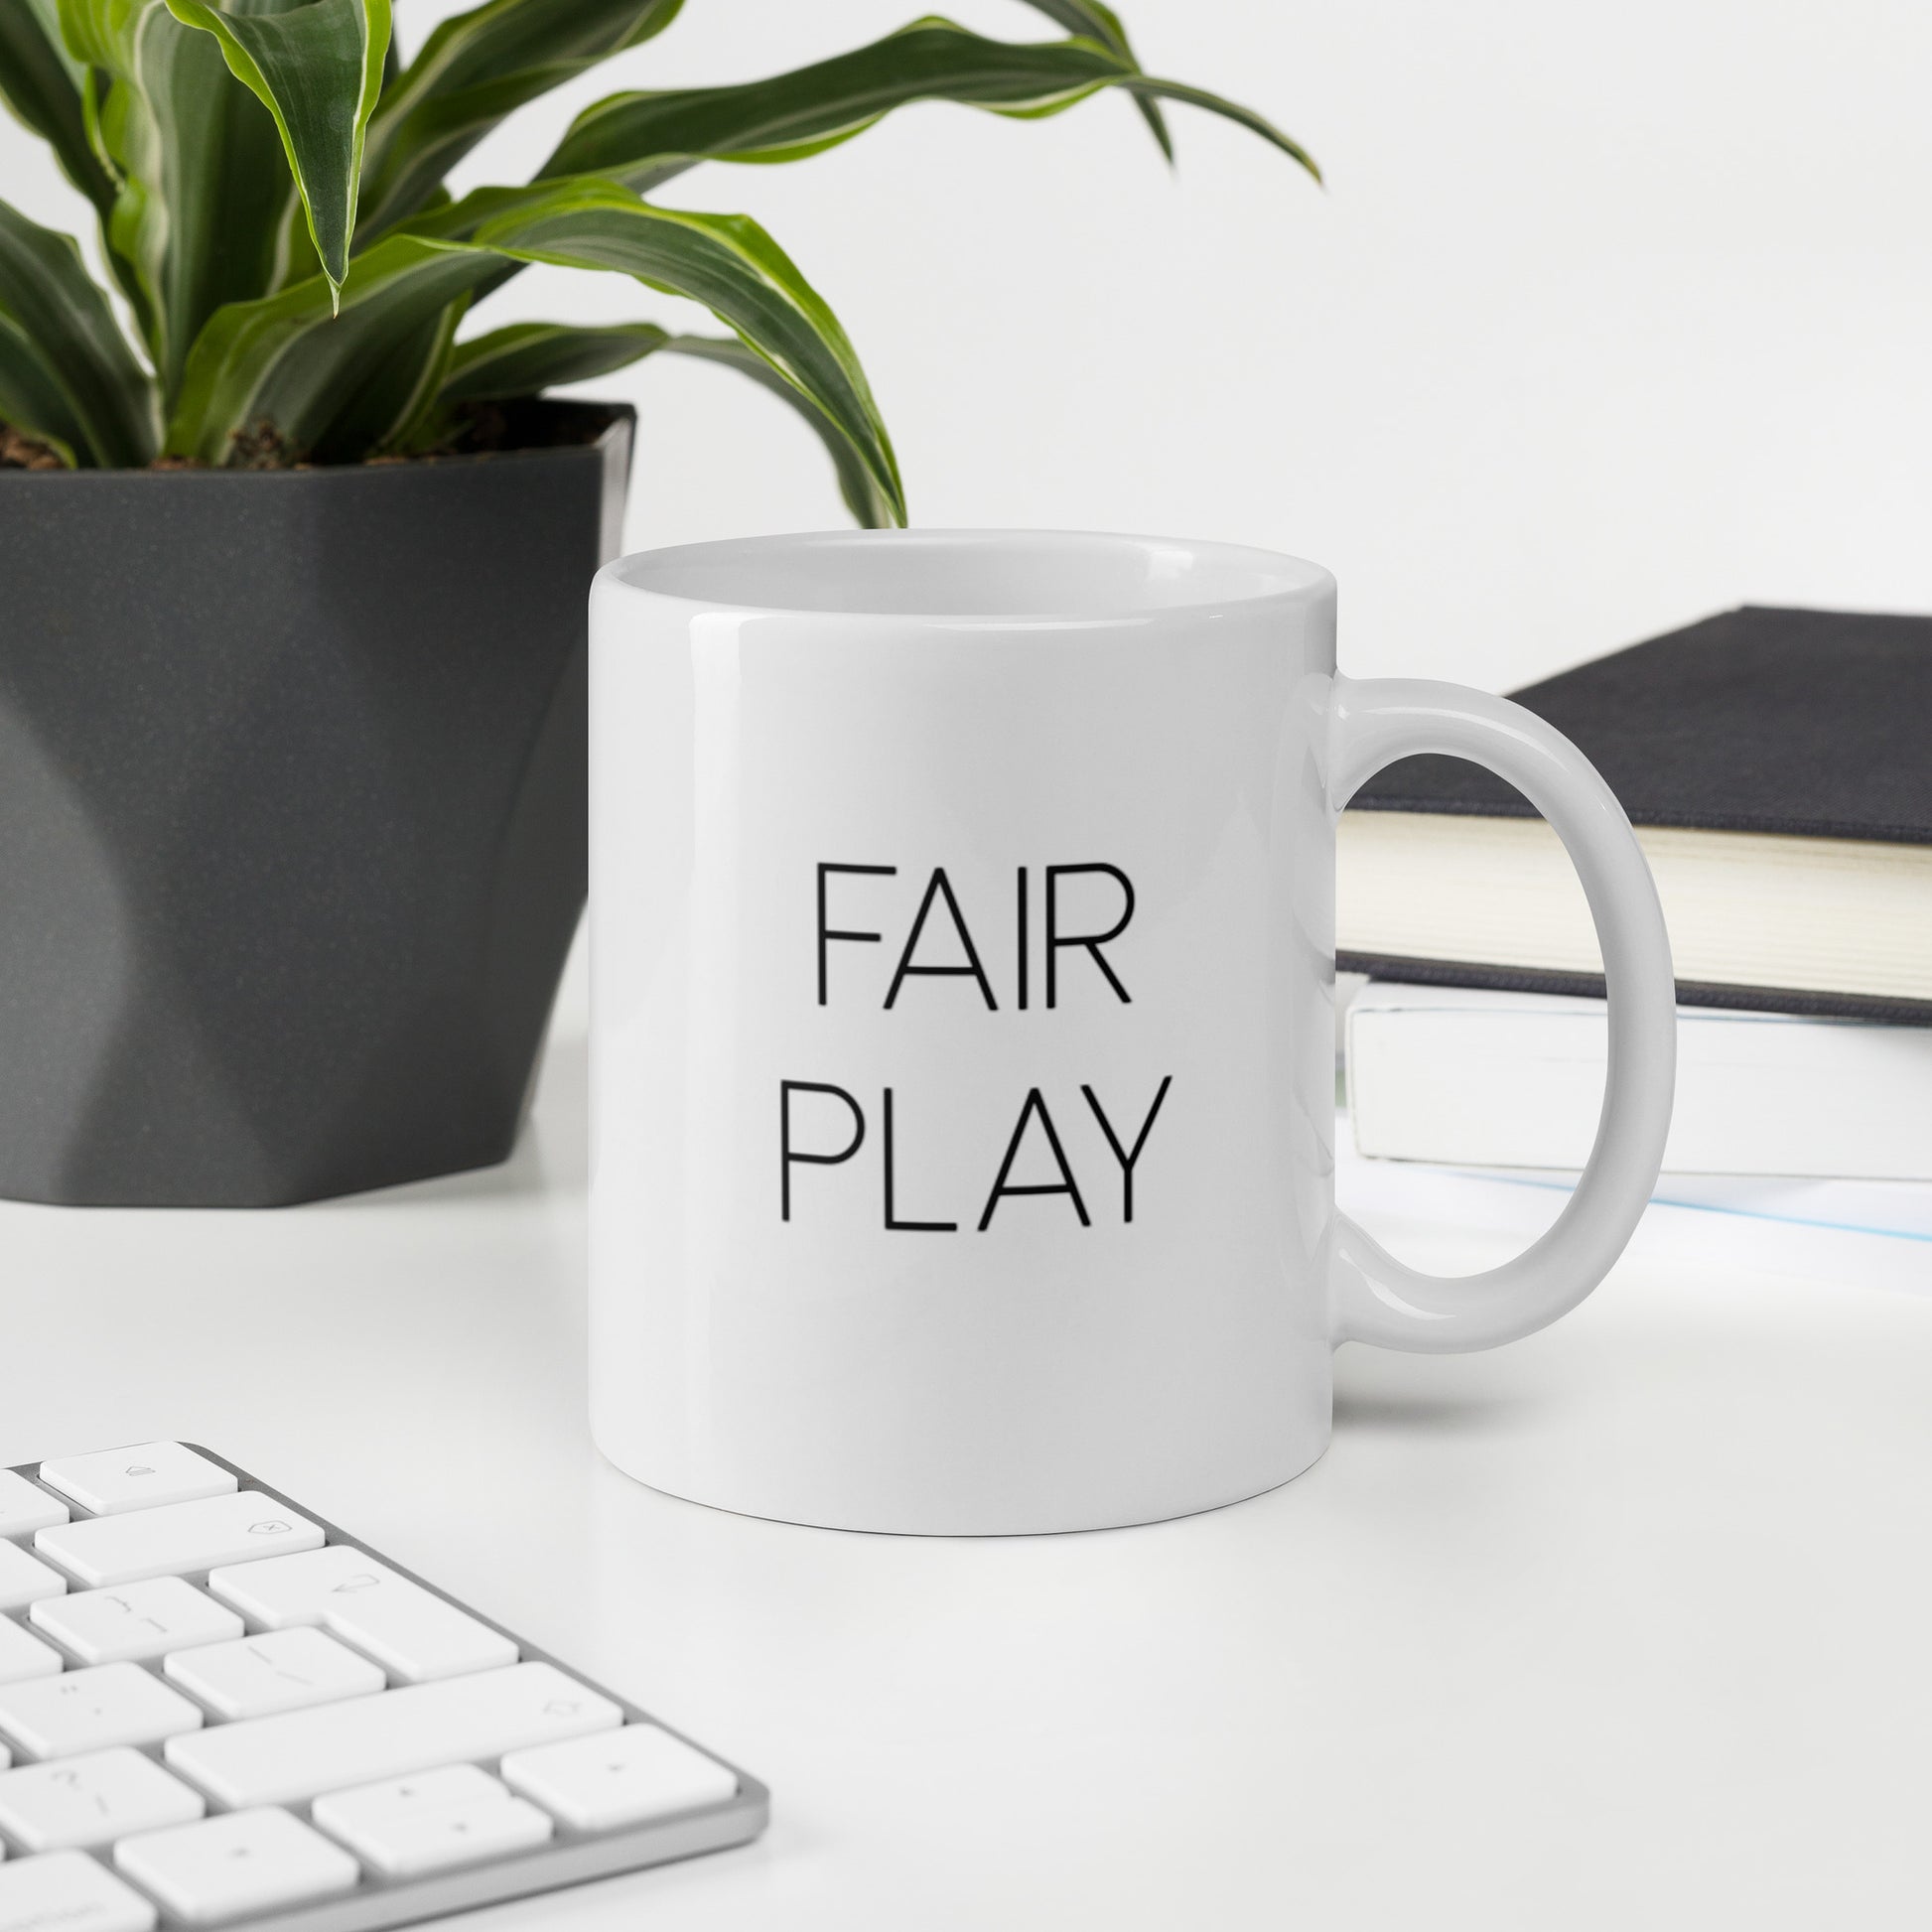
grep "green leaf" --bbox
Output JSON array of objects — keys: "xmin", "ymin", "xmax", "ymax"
[
  {"xmin": 59, "ymin": 0, "xmax": 320, "ymax": 397},
  {"xmin": 0, "ymin": 314, "xmax": 84, "ymax": 465},
  {"xmin": 169, "ymin": 180, "xmax": 903, "ymax": 524},
  {"xmin": 1015, "ymin": 0, "xmax": 1171, "ymax": 159},
  {"xmin": 162, "ymin": 0, "xmax": 390, "ymax": 300},
  {"xmin": 343, "ymin": 293, "xmax": 466, "ymax": 459},
  {"xmin": 433, "ymin": 322, "xmax": 899, "ymax": 525},
  {"xmin": 462, "ymin": 181, "xmax": 902, "ymax": 517},
  {"xmin": 538, "ymin": 16, "xmax": 1316, "ymax": 191},
  {"xmin": 358, "ymin": 0, "xmax": 682, "ymax": 237},
  {"xmin": 0, "ymin": 199, "xmax": 158, "ymax": 466},
  {"xmin": 165, "ymin": 231, "xmax": 493, "ymax": 462},
  {"xmin": 0, "ymin": 0, "xmax": 117, "ymax": 211},
  {"xmin": 1115, "ymin": 74, "xmax": 1318, "ymax": 181},
  {"xmin": 439, "ymin": 319, "xmax": 669, "ymax": 402},
  {"xmin": 657, "ymin": 333, "xmax": 897, "ymax": 528}
]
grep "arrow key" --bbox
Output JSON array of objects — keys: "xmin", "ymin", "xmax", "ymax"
[{"xmin": 314, "ymin": 1766, "xmax": 553, "ymax": 1877}]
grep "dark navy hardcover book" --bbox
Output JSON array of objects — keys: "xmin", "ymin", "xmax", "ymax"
[{"xmin": 1341, "ymin": 606, "xmax": 1932, "ymax": 1022}]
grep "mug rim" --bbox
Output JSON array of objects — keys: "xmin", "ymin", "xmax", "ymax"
[{"xmin": 597, "ymin": 528, "xmax": 1335, "ymax": 627}]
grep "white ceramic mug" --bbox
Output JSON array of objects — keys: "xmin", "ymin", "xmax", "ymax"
[{"xmin": 589, "ymin": 532, "xmax": 1675, "ymax": 1534}]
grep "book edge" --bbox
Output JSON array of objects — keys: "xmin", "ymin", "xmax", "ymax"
[
  {"xmin": 1334, "ymin": 952, "xmax": 1932, "ymax": 1027},
  {"xmin": 1342, "ymin": 799, "xmax": 1932, "ymax": 847}
]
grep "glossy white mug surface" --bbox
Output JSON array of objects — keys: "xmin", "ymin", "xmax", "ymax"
[{"xmin": 589, "ymin": 531, "xmax": 1675, "ymax": 1533}]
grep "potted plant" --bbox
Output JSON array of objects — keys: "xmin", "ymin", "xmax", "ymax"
[{"xmin": 0, "ymin": 0, "xmax": 1314, "ymax": 1206}]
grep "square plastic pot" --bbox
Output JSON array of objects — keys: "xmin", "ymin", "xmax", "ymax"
[{"xmin": 0, "ymin": 402, "xmax": 630, "ymax": 1205}]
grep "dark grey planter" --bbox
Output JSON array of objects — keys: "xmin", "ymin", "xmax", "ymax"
[{"xmin": 0, "ymin": 401, "xmax": 631, "ymax": 1206}]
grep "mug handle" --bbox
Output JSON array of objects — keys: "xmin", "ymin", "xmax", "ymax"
[{"xmin": 1326, "ymin": 675, "xmax": 1677, "ymax": 1351}]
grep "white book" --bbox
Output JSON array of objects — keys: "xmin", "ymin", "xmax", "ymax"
[{"xmin": 1345, "ymin": 982, "xmax": 1932, "ymax": 1179}]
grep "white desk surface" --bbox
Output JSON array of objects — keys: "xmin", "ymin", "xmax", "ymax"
[{"xmin": 5, "ymin": 951, "xmax": 1931, "ymax": 1931}]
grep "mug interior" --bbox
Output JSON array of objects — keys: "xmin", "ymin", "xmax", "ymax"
[{"xmin": 605, "ymin": 530, "xmax": 1331, "ymax": 621}]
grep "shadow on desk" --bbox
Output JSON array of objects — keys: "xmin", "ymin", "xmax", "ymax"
[
  {"xmin": 1332, "ymin": 1334, "xmax": 1550, "ymax": 1438},
  {"xmin": 1331, "ymin": 1388, "xmax": 1538, "ymax": 1437}
]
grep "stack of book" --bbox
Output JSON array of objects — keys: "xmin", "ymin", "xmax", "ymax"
[{"xmin": 1338, "ymin": 605, "xmax": 1932, "ymax": 1179}]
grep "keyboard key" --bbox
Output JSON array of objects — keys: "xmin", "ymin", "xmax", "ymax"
[
  {"xmin": 38, "ymin": 1445, "xmax": 235, "ymax": 1518},
  {"xmin": 163, "ymin": 1626, "xmax": 385, "ymax": 1722},
  {"xmin": 165, "ymin": 1661, "xmax": 621, "ymax": 1808},
  {"xmin": 341, "ymin": 1793, "xmax": 554, "ymax": 1878},
  {"xmin": 502, "ymin": 1724, "xmax": 739, "ymax": 1832},
  {"xmin": 31, "ymin": 1580, "xmax": 242, "ymax": 1666},
  {"xmin": 0, "ymin": 1546, "xmax": 66, "ymax": 1615},
  {"xmin": 114, "ymin": 1808, "xmax": 358, "ymax": 1925},
  {"xmin": 0, "ymin": 1746, "xmax": 205, "ymax": 1852},
  {"xmin": 35, "ymin": 1494, "xmax": 323, "ymax": 1589},
  {"xmin": 209, "ymin": 1547, "xmax": 516, "ymax": 1684},
  {"xmin": 311, "ymin": 1761, "xmax": 501, "ymax": 1831},
  {"xmin": 0, "ymin": 1620, "xmax": 62, "ymax": 1687},
  {"xmin": 313, "ymin": 1767, "xmax": 553, "ymax": 1877},
  {"xmin": 0, "ymin": 1663, "xmax": 204, "ymax": 1761},
  {"xmin": 0, "ymin": 1474, "xmax": 67, "ymax": 1540},
  {"xmin": 0, "ymin": 1850, "xmax": 156, "ymax": 1932}
]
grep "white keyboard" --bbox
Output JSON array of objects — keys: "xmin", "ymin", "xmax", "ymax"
[{"xmin": 0, "ymin": 1446, "xmax": 765, "ymax": 1929}]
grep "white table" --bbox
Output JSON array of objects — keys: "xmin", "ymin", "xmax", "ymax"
[{"xmin": 6, "ymin": 950, "xmax": 1930, "ymax": 1930}]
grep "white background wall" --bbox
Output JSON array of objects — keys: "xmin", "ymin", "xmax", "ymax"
[{"xmin": 7, "ymin": 0, "xmax": 1931, "ymax": 692}]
